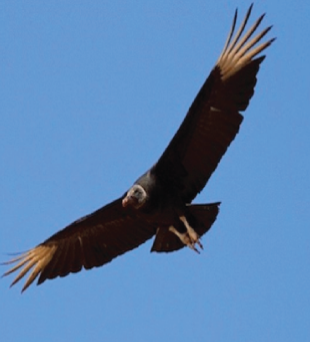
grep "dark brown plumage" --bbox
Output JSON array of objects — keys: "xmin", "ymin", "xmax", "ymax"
[{"xmin": 2, "ymin": 5, "xmax": 274, "ymax": 292}]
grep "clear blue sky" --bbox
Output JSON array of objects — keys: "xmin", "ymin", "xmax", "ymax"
[{"xmin": 1, "ymin": 1, "xmax": 309, "ymax": 341}]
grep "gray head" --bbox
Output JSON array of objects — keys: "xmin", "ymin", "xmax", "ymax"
[{"xmin": 122, "ymin": 184, "xmax": 148, "ymax": 209}]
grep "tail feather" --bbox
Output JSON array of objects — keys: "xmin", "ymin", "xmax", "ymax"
[{"xmin": 151, "ymin": 202, "xmax": 220, "ymax": 253}]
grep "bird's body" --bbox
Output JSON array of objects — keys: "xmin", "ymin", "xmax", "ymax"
[
  {"xmin": 130, "ymin": 169, "xmax": 220, "ymax": 252},
  {"xmin": 2, "ymin": 4, "xmax": 274, "ymax": 292}
]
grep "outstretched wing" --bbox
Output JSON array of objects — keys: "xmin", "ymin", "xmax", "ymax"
[
  {"xmin": 3, "ymin": 198, "xmax": 157, "ymax": 292},
  {"xmin": 153, "ymin": 5, "xmax": 275, "ymax": 203}
]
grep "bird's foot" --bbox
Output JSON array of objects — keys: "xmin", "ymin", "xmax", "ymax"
[
  {"xmin": 179, "ymin": 215, "xmax": 203, "ymax": 253},
  {"xmin": 168, "ymin": 216, "xmax": 203, "ymax": 253}
]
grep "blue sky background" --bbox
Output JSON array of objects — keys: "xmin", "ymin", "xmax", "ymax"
[{"xmin": 0, "ymin": 1, "xmax": 309, "ymax": 341}]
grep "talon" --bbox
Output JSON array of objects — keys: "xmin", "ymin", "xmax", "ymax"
[
  {"xmin": 197, "ymin": 239, "xmax": 203, "ymax": 250},
  {"xmin": 190, "ymin": 244, "xmax": 200, "ymax": 254}
]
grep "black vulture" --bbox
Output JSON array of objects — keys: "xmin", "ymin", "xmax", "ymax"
[{"xmin": 3, "ymin": 5, "xmax": 274, "ymax": 292}]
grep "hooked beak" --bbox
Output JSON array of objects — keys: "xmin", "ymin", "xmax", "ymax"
[{"xmin": 122, "ymin": 196, "xmax": 130, "ymax": 207}]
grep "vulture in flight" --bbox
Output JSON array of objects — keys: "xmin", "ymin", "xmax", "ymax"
[{"xmin": 3, "ymin": 5, "xmax": 274, "ymax": 292}]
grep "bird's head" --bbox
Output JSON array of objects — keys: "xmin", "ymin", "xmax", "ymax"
[{"xmin": 122, "ymin": 184, "xmax": 148, "ymax": 209}]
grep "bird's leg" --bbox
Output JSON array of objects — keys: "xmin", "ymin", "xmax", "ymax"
[
  {"xmin": 168, "ymin": 226, "xmax": 200, "ymax": 253},
  {"xmin": 179, "ymin": 216, "xmax": 203, "ymax": 252}
]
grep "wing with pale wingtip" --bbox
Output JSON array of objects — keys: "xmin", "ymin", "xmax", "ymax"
[
  {"xmin": 3, "ymin": 198, "xmax": 157, "ymax": 292},
  {"xmin": 153, "ymin": 4, "xmax": 274, "ymax": 203}
]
